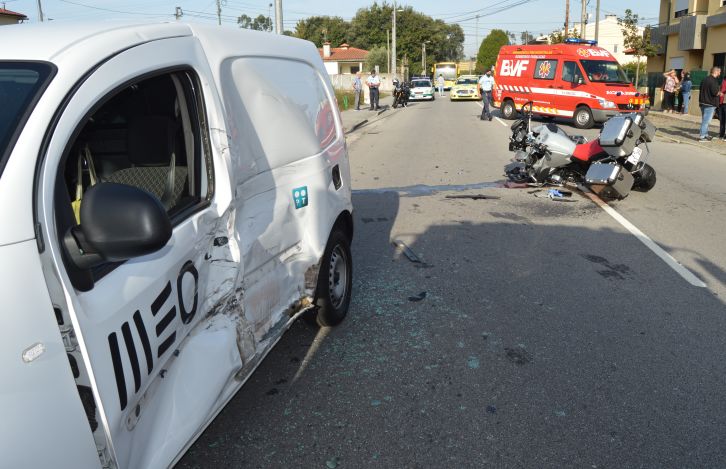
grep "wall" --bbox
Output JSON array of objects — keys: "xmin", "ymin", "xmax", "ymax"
[
  {"xmin": 323, "ymin": 61, "xmax": 338, "ymax": 75},
  {"xmin": 0, "ymin": 16, "xmax": 24, "ymax": 25},
  {"xmin": 328, "ymin": 73, "xmax": 397, "ymax": 92},
  {"xmin": 703, "ymin": 24, "xmax": 726, "ymax": 69}
]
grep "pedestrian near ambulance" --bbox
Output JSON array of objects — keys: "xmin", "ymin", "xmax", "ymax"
[
  {"xmin": 680, "ymin": 72, "xmax": 692, "ymax": 115},
  {"xmin": 479, "ymin": 69, "xmax": 495, "ymax": 121},
  {"xmin": 662, "ymin": 69, "xmax": 678, "ymax": 113},
  {"xmin": 352, "ymin": 71, "xmax": 362, "ymax": 111},
  {"xmin": 698, "ymin": 66, "xmax": 722, "ymax": 142},
  {"xmin": 437, "ymin": 74, "xmax": 445, "ymax": 97},
  {"xmin": 719, "ymin": 74, "xmax": 726, "ymax": 141},
  {"xmin": 367, "ymin": 69, "xmax": 380, "ymax": 110}
]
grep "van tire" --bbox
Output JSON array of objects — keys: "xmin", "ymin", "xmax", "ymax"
[
  {"xmin": 312, "ymin": 229, "xmax": 353, "ymax": 327},
  {"xmin": 573, "ymin": 106, "xmax": 594, "ymax": 129},
  {"xmin": 501, "ymin": 99, "xmax": 516, "ymax": 119}
]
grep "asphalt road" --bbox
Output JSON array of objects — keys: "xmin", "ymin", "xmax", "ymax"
[{"xmin": 177, "ymin": 95, "xmax": 726, "ymax": 468}]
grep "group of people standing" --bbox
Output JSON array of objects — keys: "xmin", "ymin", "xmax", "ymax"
[
  {"xmin": 352, "ymin": 70, "xmax": 380, "ymax": 111},
  {"xmin": 662, "ymin": 67, "xmax": 725, "ymax": 142}
]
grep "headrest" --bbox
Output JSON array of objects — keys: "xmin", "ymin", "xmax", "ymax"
[{"xmin": 127, "ymin": 116, "xmax": 177, "ymax": 166}]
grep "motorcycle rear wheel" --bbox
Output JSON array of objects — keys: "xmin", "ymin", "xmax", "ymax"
[{"xmin": 632, "ymin": 163, "xmax": 656, "ymax": 192}]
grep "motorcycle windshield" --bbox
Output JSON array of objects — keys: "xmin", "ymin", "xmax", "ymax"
[{"xmin": 0, "ymin": 62, "xmax": 55, "ymax": 180}]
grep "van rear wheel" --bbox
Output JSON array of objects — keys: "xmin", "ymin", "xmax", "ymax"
[
  {"xmin": 573, "ymin": 105, "xmax": 594, "ymax": 129},
  {"xmin": 501, "ymin": 99, "xmax": 516, "ymax": 119},
  {"xmin": 312, "ymin": 229, "xmax": 352, "ymax": 327}
]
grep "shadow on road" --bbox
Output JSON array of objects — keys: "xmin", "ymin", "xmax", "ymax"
[{"xmin": 177, "ymin": 189, "xmax": 726, "ymax": 469}]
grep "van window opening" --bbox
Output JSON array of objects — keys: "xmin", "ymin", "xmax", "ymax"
[
  {"xmin": 0, "ymin": 62, "xmax": 54, "ymax": 179},
  {"xmin": 534, "ymin": 59, "xmax": 557, "ymax": 80},
  {"xmin": 62, "ymin": 71, "xmax": 210, "ymax": 226},
  {"xmin": 411, "ymin": 80, "xmax": 431, "ymax": 88},
  {"xmin": 580, "ymin": 60, "xmax": 629, "ymax": 84}
]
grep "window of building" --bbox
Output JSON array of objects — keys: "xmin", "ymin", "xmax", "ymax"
[
  {"xmin": 613, "ymin": 44, "xmax": 618, "ymax": 53},
  {"xmin": 674, "ymin": 9, "xmax": 688, "ymax": 17}
]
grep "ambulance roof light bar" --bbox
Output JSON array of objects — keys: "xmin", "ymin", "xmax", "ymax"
[{"xmin": 564, "ymin": 38, "xmax": 598, "ymax": 46}]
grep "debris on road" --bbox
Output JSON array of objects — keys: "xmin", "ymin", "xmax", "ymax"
[
  {"xmin": 408, "ymin": 291, "xmax": 427, "ymax": 302},
  {"xmin": 504, "ymin": 181, "xmax": 529, "ymax": 189},
  {"xmin": 392, "ymin": 239, "xmax": 423, "ymax": 263},
  {"xmin": 445, "ymin": 194, "xmax": 500, "ymax": 201}
]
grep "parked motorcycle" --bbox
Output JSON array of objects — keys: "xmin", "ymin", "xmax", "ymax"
[
  {"xmin": 392, "ymin": 79, "xmax": 410, "ymax": 109},
  {"xmin": 505, "ymin": 102, "xmax": 657, "ymax": 199}
]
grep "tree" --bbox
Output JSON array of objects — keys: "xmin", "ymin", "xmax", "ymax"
[
  {"xmin": 549, "ymin": 26, "xmax": 580, "ymax": 44},
  {"xmin": 476, "ymin": 29, "xmax": 509, "ymax": 74},
  {"xmin": 618, "ymin": 9, "xmax": 659, "ymax": 87},
  {"xmin": 238, "ymin": 14, "xmax": 271, "ymax": 32},
  {"xmin": 294, "ymin": 16, "xmax": 350, "ymax": 47},
  {"xmin": 364, "ymin": 46, "xmax": 388, "ymax": 73},
  {"xmin": 349, "ymin": 3, "xmax": 464, "ymax": 76}
]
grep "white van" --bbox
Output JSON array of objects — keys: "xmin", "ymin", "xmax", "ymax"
[{"xmin": 0, "ymin": 21, "xmax": 353, "ymax": 468}]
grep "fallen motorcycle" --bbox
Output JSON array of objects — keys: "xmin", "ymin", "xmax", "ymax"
[
  {"xmin": 392, "ymin": 79, "xmax": 410, "ymax": 109},
  {"xmin": 505, "ymin": 101, "xmax": 657, "ymax": 199}
]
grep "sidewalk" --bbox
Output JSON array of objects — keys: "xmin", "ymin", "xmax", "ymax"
[
  {"xmin": 647, "ymin": 109, "xmax": 726, "ymax": 155},
  {"xmin": 340, "ymin": 95, "xmax": 394, "ymax": 134}
]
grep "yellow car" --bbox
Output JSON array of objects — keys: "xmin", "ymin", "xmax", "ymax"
[{"xmin": 450, "ymin": 75, "xmax": 481, "ymax": 101}]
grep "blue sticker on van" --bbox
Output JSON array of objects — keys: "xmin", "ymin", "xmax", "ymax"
[{"xmin": 292, "ymin": 186, "xmax": 309, "ymax": 209}]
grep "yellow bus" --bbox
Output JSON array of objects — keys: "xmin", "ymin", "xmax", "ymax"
[{"xmin": 432, "ymin": 62, "xmax": 458, "ymax": 90}]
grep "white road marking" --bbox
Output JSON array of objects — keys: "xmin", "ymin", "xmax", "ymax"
[
  {"xmin": 579, "ymin": 186, "xmax": 707, "ymax": 288},
  {"xmin": 475, "ymin": 101, "xmax": 508, "ymax": 126}
]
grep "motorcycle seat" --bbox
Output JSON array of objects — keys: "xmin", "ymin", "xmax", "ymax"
[{"xmin": 572, "ymin": 139, "xmax": 607, "ymax": 162}]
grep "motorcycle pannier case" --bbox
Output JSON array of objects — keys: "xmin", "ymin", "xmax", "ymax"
[
  {"xmin": 585, "ymin": 163, "xmax": 633, "ymax": 199},
  {"xmin": 598, "ymin": 115, "xmax": 642, "ymax": 157}
]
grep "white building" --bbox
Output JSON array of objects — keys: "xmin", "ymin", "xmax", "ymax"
[
  {"xmin": 580, "ymin": 14, "xmax": 644, "ymax": 64},
  {"xmin": 318, "ymin": 42, "xmax": 369, "ymax": 75}
]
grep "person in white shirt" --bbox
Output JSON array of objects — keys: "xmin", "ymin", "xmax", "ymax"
[
  {"xmin": 437, "ymin": 74, "xmax": 445, "ymax": 97},
  {"xmin": 366, "ymin": 70, "xmax": 381, "ymax": 110},
  {"xmin": 478, "ymin": 69, "xmax": 495, "ymax": 121}
]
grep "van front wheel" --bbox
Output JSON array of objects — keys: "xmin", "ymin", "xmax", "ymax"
[
  {"xmin": 313, "ymin": 230, "xmax": 353, "ymax": 327},
  {"xmin": 573, "ymin": 106, "xmax": 594, "ymax": 129}
]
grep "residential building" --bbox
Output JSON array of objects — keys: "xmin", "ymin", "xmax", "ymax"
[
  {"xmin": 580, "ymin": 14, "xmax": 643, "ymax": 64},
  {"xmin": 0, "ymin": 7, "xmax": 28, "ymax": 25},
  {"xmin": 318, "ymin": 42, "xmax": 369, "ymax": 75},
  {"xmin": 648, "ymin": 0, "xmax": 726, "ymax": 74}
]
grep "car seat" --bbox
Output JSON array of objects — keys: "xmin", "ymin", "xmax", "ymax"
[{"xmin": 105, "ymin": 116, "xmax": 187, "ymax": 210}]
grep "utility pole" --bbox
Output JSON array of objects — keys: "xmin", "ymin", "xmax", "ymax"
[
  {"xmin": 174, "ymin": 6, "xmax": 182, "ymax": 20},
  {"xmin": 215, "ymin": 0, "xmax": 221, "ymax": 25},
  {"xmin": 594, "ymin": 0, "xmax": 600, "ymax": 42},
  {"xmin": 580, "ymin": 0, "xmax": 586, "ymax": 39},
  {"xmin": 268, "ymin": 3, "xmax": 272, "ymax": 31},
  {"xmin": 387, "ymin": 31, "xmax": 391, "ymax": 74},
  {"xmin": 565, "ymin": 0, "xmax": 569, "ymax": 37},
  {"xmin": 392, "ymin": 2, "xmax": 397, "ymax": 77},
  {"xmin": 475, "ymin": 14, "xmax": 480, "ymax": 51},
  {"xmin": 36, "ymin": 0, "xmax": 44, "ymax": 22},
  {"xmin": 274, "ymin": 0, "xmax": 283, "ymax": 34}
]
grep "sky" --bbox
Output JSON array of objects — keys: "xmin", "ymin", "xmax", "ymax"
[{"xmin": 4, "ymin": 0, "xmax": 659, "ymax": 57}]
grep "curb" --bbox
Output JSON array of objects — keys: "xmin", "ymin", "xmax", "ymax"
[{"xmin": 656, "ymin": 131, "xmax": 726, "ymax": 156}]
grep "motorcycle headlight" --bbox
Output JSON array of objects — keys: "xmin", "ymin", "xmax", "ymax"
[{"xmin": 598, "ymin": 98, "xmax": 617, "ymax": 109}]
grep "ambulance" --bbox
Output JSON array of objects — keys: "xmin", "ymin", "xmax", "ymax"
[{"xmin": 494, "ymin": 39, "xmax": 647, "ymax": 129}]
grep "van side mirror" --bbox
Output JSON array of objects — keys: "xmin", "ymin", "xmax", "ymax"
[{"xmin": 63, "ymin": 183, "xmax": 172, "ymax": 269}]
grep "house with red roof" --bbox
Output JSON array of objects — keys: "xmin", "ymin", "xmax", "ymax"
[
  {"xmin": 318, "ymin": 42, "xmax": 369, "ymax": 75},
  {"xmin": 0, "ymin": 7, "xmax": 28, "ymax": 25}
]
